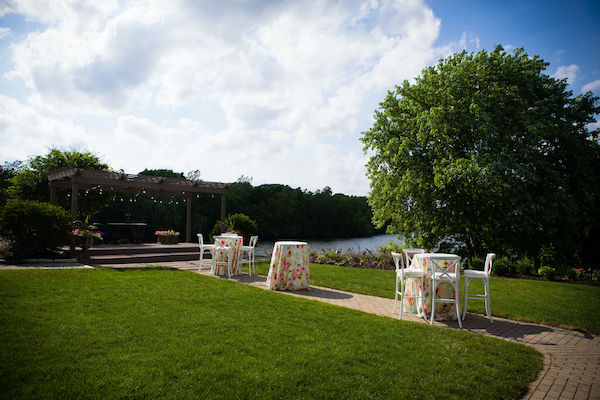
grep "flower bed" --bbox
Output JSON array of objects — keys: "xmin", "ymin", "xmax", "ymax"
[{"xmin": 155, "ymin": 230, "xmax": 179, "ymax": 244}]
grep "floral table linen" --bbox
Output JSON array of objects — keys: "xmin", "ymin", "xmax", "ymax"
[
  {"xmin": 212, "ymin": 235, "xmax": 243, "ymax": 276},
  {"xmin": 266, "ymin": 241, "xmax": 310, "ymax": 290},
  {"xmin": 403, "ymin": 253, "xmax": 461, "ymax": 321}
]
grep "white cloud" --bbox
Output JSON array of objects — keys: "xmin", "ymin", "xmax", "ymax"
[
  {"xmin": 0, "ymin": 95, "xmax": 89, "ymax": 161},
  {"xmin": 0, "ymin": 27, "xmax": 10, "ymax": 39},
  {"xmin": 1, "ymin": 0, "xmax": 447, "ymax": 195},
  {"xmin": 553, "ymin": 64, "xmax": 580, "ymax": 84},
  {"xmin": 582, "ymin": 79, "xmax": 600, "ymax": 93}
]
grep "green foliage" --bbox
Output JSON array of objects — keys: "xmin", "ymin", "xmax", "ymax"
[
  {"xmin": 492, "ymin": 257, "xmax": 512, "ymax": 276},
  {"xmin": 0, "ymin": 161, "xmax": 22, "ymax": 207},
  {"xmin": 0, "ymin": 237, "xmax": 12, "ymax": 259},
  {"xmin": 378, "ymin": 239, "xmax": 405, "ymax": 253},
  {"xmin": 208, "ymin": 219, "xmax": 223, "ymax": 243},
  {"xmin": 7, "ymin": 148, "xmax": 110, "ymax": 218},
  {"xmin": 565, "ymin": 268, "xmax": 577, "ymax": 280},
  {"xmin": 226, "ymin": 182, "xmax": 379, "ymax": 239},
  {"xmin": 138, "ymin": 169, "xmax": 185, "ymax": 179},
  {"xmin": 310, "ymin": 248, "xmax": 394, "ymax": 269},
  {"xmin": 94, "ymin": 180, "xmax": 378, "ymax": 243},
  {"xmin": 226, "ymin": 213, "xmax": 258, "ymax": 245},
  {"xmin": 468, "ymin": 257, "xmax": 484, "ymax": 271},
  {"xmin": 0, "ymin": 199, "xmax": 70, "ymax": 259},
  {"xmin": 361, "ymin": 45, "xmax": 600, "ymax": 268},
  {"xmin": 538, "ymin": 266, "xmax": 556, "ymax": 281},
  {"xmin": 538, "ymin": 244, "xmax": 557, "ymax": 269},
  {"xmin": 208, "ymin": 213, "xmax": 258, "ymax": 244},
  {"xmin": 515, "ymin": 257, "xmax": 535, "ymax": 276}
]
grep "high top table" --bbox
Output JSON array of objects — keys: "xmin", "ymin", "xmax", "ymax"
[
  {"xmin": 266, "ymin": 241, "xmax": 310, "ymax": 290},
  {"xmin": 403, "ymin": 253, "xmax": 461, "ymax": 321},
  {"xmin": 212, "ymin": 235, "xmax": 243, "ymax": 276}
]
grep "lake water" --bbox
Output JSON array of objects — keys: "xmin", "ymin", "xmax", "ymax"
[{"xmin": 254, "ymin": 233, "xmax": 403, "ymax": 258}]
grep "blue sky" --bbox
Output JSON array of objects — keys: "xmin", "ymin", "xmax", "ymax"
[{"xmin": 0, "ymin": 0, "xmax": 598, "ymax": 196}]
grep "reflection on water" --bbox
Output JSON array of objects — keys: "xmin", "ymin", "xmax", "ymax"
[{"xmin": 255, "ymin": 234, "xmax": 404, "ymax": 258}]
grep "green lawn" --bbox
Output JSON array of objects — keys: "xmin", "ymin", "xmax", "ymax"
[
  {"xmin": 0, "ymin": 268, "xmax": 541, "ymax": 399},
  {"xmin": 254, "ymin": 261, "xmax": 600, "ymax": 334}
]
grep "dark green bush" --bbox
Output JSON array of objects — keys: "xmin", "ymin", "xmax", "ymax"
[
  {"xmin": 538, "ymin": 265, "xmax": 556, "ymax": 281},
  {"xmin": 0, "ymin": 199, "xmax": 71, "ymax": 259},
  {"xmin": 565, "ymin": 268, "xmax": 577, "ymax": 280},
  {"xmin": 468, "ymin": 257, "xmax": 484, "ymax": 271},
  {"xmin": 539, "ymin": 244, "xmax": 558, "ymax": 269},
  {"xmin": 209, "ymin": 213, "xmax": 258, "ymax": 245},
  {"xmin": 492, "ymin": 257, "xmax": 512, "ymax": 276},
  {"xmin": 515, "ymin": 256, "xmax": 535, "ymax": 276}
]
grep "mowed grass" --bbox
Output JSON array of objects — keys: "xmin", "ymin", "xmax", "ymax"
[
  {"xmin": 0, "ymin": 268, "xmax": 540, "ymax": 399},
  {"xmin": 253, "ymin": 261, "xmax": 600, "ymax": 334}
]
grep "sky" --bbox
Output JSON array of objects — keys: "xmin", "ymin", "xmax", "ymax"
[{"xmin": 0, "ymin": 0, "xmax": 599, "ymax": 196}]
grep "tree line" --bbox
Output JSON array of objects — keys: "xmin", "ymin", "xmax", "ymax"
[{"xmin": 0, "ymin": 151, "xmax": 382, "ymax": 244}]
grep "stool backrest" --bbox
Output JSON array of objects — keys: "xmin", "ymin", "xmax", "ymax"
[
  {"xmin": 403, "ymin": 248, "xmax": 425, "ymax": 269},
  {"xmin": 484, "ymin": 253, "xmax": 496, "ymax": 275}
]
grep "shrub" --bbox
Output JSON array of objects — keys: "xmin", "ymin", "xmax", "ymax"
[
  {"xmin": 0, "ymin": 236, "xmax": 12, "ymax": 259},
  {"xmin": 310, "ymin": 248, "xmax": 394, "ymax": 269},
  {"xmin": 565, "ymin": 268, "xmax": 577, "ymax": 280},
  {"xmin": 0, "ymin": 199, "xmax": 70, "ymax": 259},
  {"xmin": 538, "ymin": 265, "xmax": 556, "ymax": 281},
  {"xmin": 468, "ymin": 257, "xmax": 484, "ymax": 271},
  {"xmin": 378, "ymin": 239, "xmax": 405, "ymax": 253},
  {"xmin": 209, "ymin": 213, "xmax": 258, "ymax": 245},
  {"xmin": 492, "ymin": 257, "xmax": 512, "ymax": 276},
  {"xmin": 515, "ymin": 257, "xmax": 535, "ymax": 276}
]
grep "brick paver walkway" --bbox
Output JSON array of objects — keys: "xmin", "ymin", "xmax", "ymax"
[{"xmin": 3, "ymin": 260, "xmax": 598, "ymax": 399}]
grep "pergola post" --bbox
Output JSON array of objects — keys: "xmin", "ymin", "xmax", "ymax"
[
  {"xmin": 70, "ymin": 183, "xmax": 79, "ymax": 253},
  {"xmin": 186, "ymin": 194, "xmax": 192, "ymax": 243},
  {"xmin": 49, "ymin": 185, "xmax": 56, "ymax": 205},
  {"xmin": 220, "ymin": 194, "xmax": 227, "ymax": 233}
]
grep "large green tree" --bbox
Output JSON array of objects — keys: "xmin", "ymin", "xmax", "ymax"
[
  {"xmin": 361, "ymin": 46, "xmax": 600, "ymax": 267},
  {"xmin": 7, "ymin": 148, "xmax": 111, "ymax": 218}
]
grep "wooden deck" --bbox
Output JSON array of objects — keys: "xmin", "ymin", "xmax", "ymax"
[{"xmin": 84, "ymin": 242, "xmax": 202, "ymax": 264}]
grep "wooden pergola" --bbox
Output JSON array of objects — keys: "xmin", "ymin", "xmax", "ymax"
[{"xmin": 48, "ymin": 168, "xmax": 230, "ymax": 243}]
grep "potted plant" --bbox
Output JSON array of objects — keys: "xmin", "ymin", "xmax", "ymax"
[
  {"xmin": 155, "ymin": 230, "xmax": 179, "ymax": 244},
  {"xmin": 70, "ymin": 217, "xmax": 104, "ymax": 261}
]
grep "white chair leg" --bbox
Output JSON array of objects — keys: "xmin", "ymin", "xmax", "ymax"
[
  {"xmin": 454, "ymin": 281, "xmax": 462, "ymax": 329},
  {"xmin": 393, "ymin": 275, "xmax": 399, "ymax": 314},
  {"xmin": 399, "ymin": 278, "xmax": 405, "ymax": 320},
  {"xmin": 462, "ymin": 278, "xmax": 470, "ymax": 320},
  {"xmin": 227, "ymin": 255, "xmax": 232, "ymax": 279},
  {"xmin": 430, "ymin": 281, "xmax": 436, "ymax": 325},
  {"xmin": 485, "ymin": 279, "xmax": 493, "ymax": 323}
]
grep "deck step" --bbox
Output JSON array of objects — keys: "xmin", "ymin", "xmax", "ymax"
[
  {"xmin": 90, "ymin": 251, "xmax": 205, "ymax": 264},
  {"xmin": 87, "ymin": 243, "xmax": 199, "ymax": 256}
]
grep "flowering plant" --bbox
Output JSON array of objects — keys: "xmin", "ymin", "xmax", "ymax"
[
  {"xmin": 155, "ymin": 230, "xmax": 178, "ymax": 236},
  {"xmin": 225, "ymin": 230, "xmax": 241, "ymax": 235},
  {"xmin": 70, "ymin": 217, "xmax": 103, "ymax": 251},
  {"xmin": 71, "ymin": 228, "xmax": 103, "ymax": 240},
  {"xmin": 155, "ymin": 230, "xmax": 179, "ymax": 244}
]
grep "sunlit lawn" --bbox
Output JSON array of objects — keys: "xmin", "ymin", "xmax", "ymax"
[
  {"xmin": 0, "ymin": 268, "xmax": 541, "ymax": 399},
  {"xmin": 254, "ymin": 261, "xmax": 600, "ymax": 334}
]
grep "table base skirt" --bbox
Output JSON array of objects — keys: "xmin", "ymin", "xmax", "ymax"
[{"xmin": 403, "ymin": 277, "xmax": 458, "ymax": 321}]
